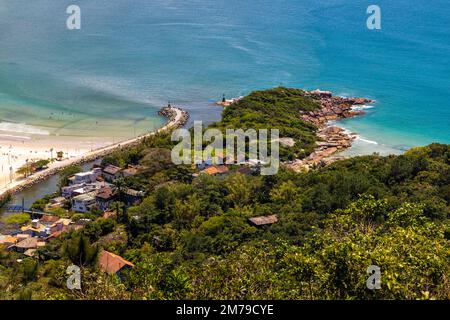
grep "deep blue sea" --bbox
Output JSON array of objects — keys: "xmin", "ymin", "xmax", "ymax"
[{"xmin": 0, "ymin": 0, "xmax": 449, "ymax": 153}]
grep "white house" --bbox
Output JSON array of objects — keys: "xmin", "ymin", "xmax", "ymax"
[
  {"xmin": 71, "ymin": 192, "xmax": 97, "ymax": 213},
  {"xmin": 70, "ymin": 168, "xmax": 102, "ymax": 185},
  {"xmin": 62, "ymin": 183, "xmax": 85, "ymax": 198}
]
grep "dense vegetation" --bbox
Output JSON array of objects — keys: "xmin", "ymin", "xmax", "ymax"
[
  {"xmin": 1, "ymin": 88, "xmax": 449, "ymax": 300},
  {"xmin": 210, "ymin": 87, "xmax": 319, "ymax": 160}
]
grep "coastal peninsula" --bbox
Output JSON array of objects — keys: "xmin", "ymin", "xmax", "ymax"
[{"xmin": 217, "ymin": 87, "xmax": 373, "ymax": 171}]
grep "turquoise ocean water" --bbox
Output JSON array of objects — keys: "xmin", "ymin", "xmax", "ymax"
[{"xmin": 0, "ymin": 0, "xmax": 449, "ymax": 152}]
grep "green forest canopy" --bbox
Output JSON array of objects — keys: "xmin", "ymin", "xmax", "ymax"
[{"xmin": 1, "ymin": 88, "xmax": 449, "ymax": 300}]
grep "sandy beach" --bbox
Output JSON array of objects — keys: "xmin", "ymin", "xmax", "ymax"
[{"xmin": 0, "ymin": 107, "xmax": 187, "ymax": 197}]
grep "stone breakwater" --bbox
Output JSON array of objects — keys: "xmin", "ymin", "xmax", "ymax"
[
  {"xmin": 158, "ymin": 106, "xmax": 189, "ymax": 128},
  {"xmin": 287, "ymin": 90, "xmax": 374, "ymax": 171},
  {"xmin": 0, "ymin": 106, "xmax": 189, "ymax": 198}
]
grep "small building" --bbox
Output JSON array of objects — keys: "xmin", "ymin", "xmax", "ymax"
[
  {"xmin": 96, "ymin": 186, "xmax": 117, "ymax": 211},
  {"xmin": 56, "ymin": 151, "xmax": 64, "ymax": 160},
  {"xmin": 98, "ymin": 250, "xmax": 134, "ymax": 276},
  {"xmin": 248, "ymin": 215, "xmax": 278, "ymax": 227},
  {"xmin": 0, "ymin": 235, "xmax": 18, "ymax": 246},
  {"xmin": 49, "ymin": 218, "xmax": 72, "ymax": 234},
  {"xmin": 70, "ymin": 168, "xmax": 102, "ymax": 185},
  {"xmin": 20, "ymin": 220, "xmax": 49, "ymax": 238},
  {"xmin": 197, "ymin": 152, "xmax": 231, "ymax": 170},
  {"xmin": 67, "ymin": 181, "xmax": 108, "ymax": 198},
  {"xmin": 214, "ymin": 151, "xmax": 232, "ymax": 164},
  {"xmin": 310, "ymin": 89, "xmax": 332, "ymax": 98},
  {"xmin": 121, "ymin": 166, "xmax": 140, "ymax": 178},
  {"xmin": 50, "ymin": 196, "xmax": 66, "ymax": 204},
  {"xmin": 15, "ymin": 234, "xmax": 31, "ymax": 241},
  {"xmin": 46, "ymin": 197, "xmax": 66, "ymax": 210},
  {"xmin": 102, "ymin": 165, "xmax": 122, "ymax": 182},
  {"xmin": 196, "ymin": 158, "xmax": 213, "ymax": 170},
  {"xmin": 24, "ymin": 249, "xmax": 37, "ymax": 257},
  {"xmin": 200, "ymin": 165, "xmax": 229, "ymax": 176},
  {"xmin": 71, "ymin": 192, "xmax": 97, "ymax": 213},
  {"xmin": 61, "ymin": 183, "xmax": 85, "ymax": 198},
  {"xmin": 9, "ymin": 237, "xmax": 46, "ymax": 253},
  {"xmin": 45, "ymin": 231, "xmax": 63, "ymax": 242},
  {"xmin": 39, "ymin": 215, "xmax": 60, "ymax": 227},
  {"xmin": 122, "ymin": 188, "xmax": 145, "ymax": 206},
  {"xmin": 247, "ymin": 159, "xmax": 268, "ymax": 167}
]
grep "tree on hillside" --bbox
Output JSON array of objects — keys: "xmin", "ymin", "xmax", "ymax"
[{"xmin": 64, "ymin": 235, "xmax": 99, "ymax": 267}]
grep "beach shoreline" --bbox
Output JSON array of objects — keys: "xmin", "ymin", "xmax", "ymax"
[{"xmin": 0, "ymin": 106, "xmax": 188, "ymax": 198}]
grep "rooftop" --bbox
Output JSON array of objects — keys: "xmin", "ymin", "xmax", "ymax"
[
  {"xmin": 0, "ymin": 235, "xmax": 18, "ymax": 245},
  {"xmin": 124, "ymin": 188, "xmax": 145, "ymax": 197},
  {"xmin": 98, "ymin": 250, "xmax": 134, "ymax": 274},
  {"xmin": 248, "ymin": 214, "xmax": 279, "ymax": 226},
  {"xmin": 50, "ymin": 196, "xmax": 66, "ymax": 204},
  {"xmin": 201, "ymin": 165, "xmax": 229, "ymax": 175},
  {"xmin": 72, "ymin": 192, "xmax": 97, "ymax": 202},
  {"xmin": 21, "ymin": 222, "xmax": 46, "ymax": 233},
  {"xmin": 40, "ymin": 215, "xmax": 60, "ymax": 224},
  {"xmin": 122, "ymin": 166, "xmax": 139, "ymax": 176},
  {"xmin": 103, "ymin": 165, "xmax": 122, "ymax": 175},
  {"xmin": 51, "ymin": 218, "xmax": 72, "ymax": 227},
  {"xmin": 74, "ymin": 171, "xmax": 94, "ymax": 178},
  {"xmin": 96, "ymin": 187, "xmax": 116, "ymax": 200},
  {"xmin": 14, "ymin": 237, "xmax": 40, "ymax": 249},
  {"xmin": 24, "ymin": 249, "xmax": 37, "ymax": 257}
]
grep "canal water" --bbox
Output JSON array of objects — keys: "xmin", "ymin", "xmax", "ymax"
[{"xmin": 6, "ymin": 159, "xmax": 102, "ymax": 210}]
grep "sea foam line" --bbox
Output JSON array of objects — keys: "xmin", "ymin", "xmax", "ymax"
[
  {"xmin": 358, "ymin": 137, "xmax": 379, "ymax": 145},
  {"xmin": 0, "ymin": 122, "xmax": 50, "ymax": 135},
  {"xmin": 351, "ymin": 105, "xmax": 375, "ymax": 111}
]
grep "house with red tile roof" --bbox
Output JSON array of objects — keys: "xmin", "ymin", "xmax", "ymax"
[
  {"xmin": 200, "ymin": 165, "xmax": 229, "ymax": 176},
  {"xmin": 98, "ymin": 250, "xmax": 134, "ymax": 276}
]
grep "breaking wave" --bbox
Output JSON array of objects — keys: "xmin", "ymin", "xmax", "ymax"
[
  {"xmin": 0, "ymin": 122, "xmax": 50, "ymax": 135},
  {"xmin": 351, "ymin": 105, "xmax": 375, "ymax": 111}
]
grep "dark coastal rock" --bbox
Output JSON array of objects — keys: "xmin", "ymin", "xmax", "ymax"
[{"xmin": 287, "ymin": 90, "xmax": 373, "ymax": 171}]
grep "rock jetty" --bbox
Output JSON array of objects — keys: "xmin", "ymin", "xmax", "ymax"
[
  {"xmin": 0, "ymin": 106, "xmax": 189, "ymax": 197},
  {"xmin": 158, "ymin": 106, "xmax": 189, "ymax": 129}
]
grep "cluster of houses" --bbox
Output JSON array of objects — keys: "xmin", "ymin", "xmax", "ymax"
[
  {"xmin": 194, "ymin": 152, "xmax": 264, "ymax": 177},
  {"xmin": 0, "ymin": 163, "xmax": 146, "ymax": 274},
  {"xmin": 0, "ymin": 215, "xmax": 87, "ymax": 257},
  {"xmin": 61, "ymin": 164, "xmax": 145, "ymax": 214},
  {"xmin": 0, "ymin": 158, "xmax": 280, "ymax": 276},
  {"xmin": 0, "ymin": 215, "xmax": 135, "ymax": 275}
]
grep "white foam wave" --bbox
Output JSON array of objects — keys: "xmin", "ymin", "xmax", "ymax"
[
  {"xmin": 358, "ymin": 137, "xmax": 378, "ymax": 145},
  {"xmin": 0, "ymin": 122, "xmax": 50, "ymax": 135},
  {"xmin": 352, "ymin": 105, "xmax": 375, "ymax": 111},
  {"xmin": 0, "ymin": 134, "xmax": 32, "ymax": 140}
]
